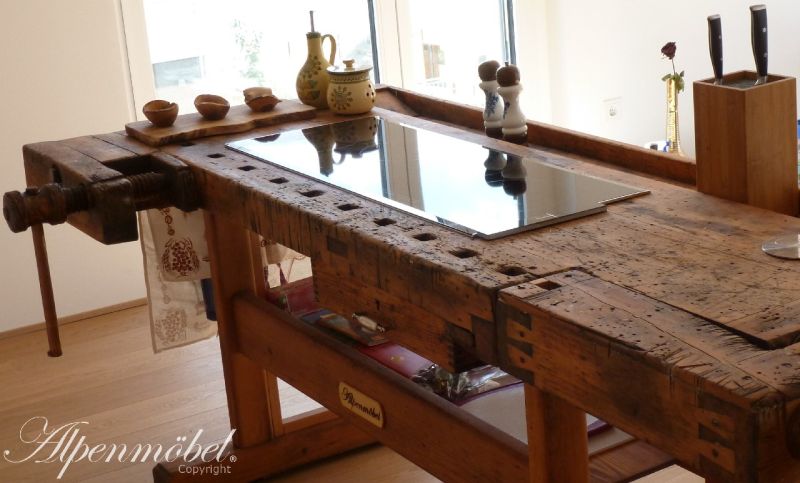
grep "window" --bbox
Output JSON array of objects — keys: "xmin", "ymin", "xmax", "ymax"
[
  {"xmin": 140, "ymin": 0, "xmax": 375, "ymax": 112},
  {"xmin": 390, "ymin": 0, "xmax": 514, "ymax": 105},
  {"xmin": 126, "ymin": 0, "xmax": 514, "ymax": 115}
]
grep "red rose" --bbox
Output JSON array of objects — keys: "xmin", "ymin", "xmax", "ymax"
[{"xmin": 661, "ymin": 42, "xmax": 677, "ymax": 60}]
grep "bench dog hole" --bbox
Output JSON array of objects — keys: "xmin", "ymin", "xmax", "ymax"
[
  {"xmin": 337, "ymin": 203, "xmax": 360, "ymax": 211},
  {"xmin": 534, "ymin": 280, "xmax": 561, "ymax": 291},
  {"xmin": 374, "ymin": 218, "xmax": 396, "ymax": 226},
  {"xmin": 499, "ymin": 265, "xmax": 526, "ymax": 276},
  {"xmin": 412, "ymin": 233, "xmax": 437, "ymax": 241},
  {"xmin": 299, "ymin": 189, "xmax": 325, "ymax": 198},
  {"xmin": 450, "ymin": 248, "xmax": 478, "ymax": 259},
  {"xmin": 238, "ymin": 165, "xmax": 257, "ymax": 171},
  {"xmin": 269, "ymin": 177, "xmax": 289, "ymax": 184}
]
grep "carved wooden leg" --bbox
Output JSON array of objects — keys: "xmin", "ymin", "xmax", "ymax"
[{"xmin": 525, "ymin": 384, "xmax": 589, "ymax": 483}]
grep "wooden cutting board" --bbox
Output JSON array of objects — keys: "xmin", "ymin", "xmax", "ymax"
[{"xmin": 125, "ymin": 100, "xmax": 317, "ymax": 147}]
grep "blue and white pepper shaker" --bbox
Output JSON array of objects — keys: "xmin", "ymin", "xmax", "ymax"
[{"xmin": 478, "ymin": 60, "xmax": 504, "ymax": 139}]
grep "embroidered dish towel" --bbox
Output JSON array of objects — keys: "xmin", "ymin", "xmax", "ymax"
[
  {"xmin": 140, "ymin": 209, "xmax": 215, "ymax": 352},
  {"xmin": 140, "ymin": 209, "xmax": 312, "ymax": 352}
]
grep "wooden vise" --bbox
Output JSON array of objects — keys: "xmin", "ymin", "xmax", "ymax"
[
  {"xmin": 4, "ymin": 143, "xmax": 199, "ymax": 243},
  {"xmin": 2, "ymin": 139, "xmax": 200, "ymax": 356}
]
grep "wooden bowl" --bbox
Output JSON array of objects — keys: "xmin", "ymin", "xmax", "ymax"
[
  {"xmin": 142, "ymin": 100, "xmax": 178, "ymax": 127},
  {"xmin": 243, "ymin": 87, "xmax": 272, "ymax": 101},
  {"xmin": 194, "ymin": 94, "xmax": 230, "ymax": 121},
  {"xmin": 243, "ymin": 87, "xmax": 281, "ymax": 112},
  {"xmin": 246, "ymin": 95, "xmax": 281, "ymax": 112}
]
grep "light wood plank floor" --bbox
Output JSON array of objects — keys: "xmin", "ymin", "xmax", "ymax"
[{"xmin": 0, "ymin": 305, "xmax": 702, "ymax": 482}]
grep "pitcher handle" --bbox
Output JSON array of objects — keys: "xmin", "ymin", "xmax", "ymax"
[{"xmin": 321, "ymin": 34, "xmax": 337, "ymax": 65}]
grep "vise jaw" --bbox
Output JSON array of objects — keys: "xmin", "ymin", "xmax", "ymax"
[{"xmin": 3, "ymin": 140, "xmax": 199, "ymax": 244}]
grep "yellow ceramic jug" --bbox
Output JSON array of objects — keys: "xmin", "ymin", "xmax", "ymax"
[{"xmin": 296, "ymin": 31, "xmax": 337, "ymax": 109}]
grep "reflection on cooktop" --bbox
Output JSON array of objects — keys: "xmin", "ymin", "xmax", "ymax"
[{"xmin": 226, "ymin": 116, "xmax": 649, "ymax": 239}]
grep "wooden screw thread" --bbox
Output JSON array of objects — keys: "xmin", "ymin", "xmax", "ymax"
[{"xmin": 3, "ymin": 172, "xmax": 168, "ymax": 233}]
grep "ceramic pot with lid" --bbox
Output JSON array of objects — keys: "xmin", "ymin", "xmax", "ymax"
[{"xmin": 326, "ymin": 59, "xmax": 376, "ymax": 115}]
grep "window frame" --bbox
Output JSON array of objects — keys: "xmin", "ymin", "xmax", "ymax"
[{"xmin": 121, "ymin": 0, "xmax": 519, "ymax": 119}]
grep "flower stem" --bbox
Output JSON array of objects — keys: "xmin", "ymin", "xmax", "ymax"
[{"xmin": 671, "ymin": 59, "xmax": 677, "ymax": 76}]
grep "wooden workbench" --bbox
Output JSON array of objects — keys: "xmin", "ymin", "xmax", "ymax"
[{"xmin": 14, "ymin": 86, "xmax": 800, "ymax": 482}]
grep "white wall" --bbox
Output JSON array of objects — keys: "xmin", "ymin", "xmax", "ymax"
[
  {"xmin": 524, "ymin": 0, "xmax": 800, "ymax": 157},
  {"xmin": 0, "ymin": 0, "xmax": 146, "ymax": 332}
]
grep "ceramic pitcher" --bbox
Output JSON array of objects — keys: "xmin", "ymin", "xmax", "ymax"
[{"xmin": 296, "ymin": 32, "xmax": 337, "ymax": 109}]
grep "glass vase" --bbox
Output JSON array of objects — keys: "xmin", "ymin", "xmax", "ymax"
[{"xmin": 665, "ymin": 77, "xmax": 684, "ymax": 156}]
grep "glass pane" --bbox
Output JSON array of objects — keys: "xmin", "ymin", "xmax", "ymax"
[
  {"xmin": 142, "ymin": 0, "xmax": 374, "ymax": 112},
  {"xmin": 399, "ymin": 0, "xmax": 508, "ymax": 106},
  {"xmin": 226, "ymin": 116, "xmax": 648, "ymax": 239}
]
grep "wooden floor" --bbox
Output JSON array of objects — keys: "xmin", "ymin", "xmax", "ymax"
[{"xmin": 0, "ymin": 305, "xmax": 703, "ymax": 482}]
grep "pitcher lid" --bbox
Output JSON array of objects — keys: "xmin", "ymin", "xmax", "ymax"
[{"xmin": 327, "ymin": 59, "xmax": 372, "ymax": 75}]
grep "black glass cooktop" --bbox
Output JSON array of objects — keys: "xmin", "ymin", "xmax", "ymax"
[{"xmin": 226, "ymin": 116, "xmax": 648, "ymax": 239}]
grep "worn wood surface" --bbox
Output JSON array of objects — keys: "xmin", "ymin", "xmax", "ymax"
[
  {"xmin": 19, "ymin": 87, "xmax": 800, "ymax": 481},
  {"xmin": 21, "ymin": 141, "xmax": 137, "ymax": 243},
  {"xmin": 125, "ymin": 101, "xmax": 316, "ymax": 147},
  {"xmin": 16, "ymin": 134, "xmax": 194, "ymax": 243},
  {"xmin": 694, "ymin": 71, "xmax": 798, "ymax": 215},
  {"xmin": 499, "ymin": 270, "xmax": 800, "ymax": 482}
]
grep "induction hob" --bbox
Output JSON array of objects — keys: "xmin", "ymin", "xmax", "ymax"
[{"xmin": 226, "ymin": 116, "xmax": 648, "ymax": 239}]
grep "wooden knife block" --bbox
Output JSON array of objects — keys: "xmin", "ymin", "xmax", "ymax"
[{"xmin": 693, "ymin": 70, "xmax": 798, "ymax": 215}]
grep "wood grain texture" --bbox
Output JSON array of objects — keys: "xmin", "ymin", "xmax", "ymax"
[
  {"xmin": 170, "ymin": 106, "xmax": 800, "ymax": 353},
  {"xmin": 125, "ymin": 101, "xmax": 316, "ymax": 147},
  {"xmin": 694, "ymin": 71, "xmax": 798, "ymax": 215},
  {"xmin": 526, "ymin": 384, "xmax": 589, "ymax": 482},
  {"xmin": 204, "ymin": 213, "xmax": 273, "ymax": 448},
  {"xmin": 499, "ymin": 271, "xmax": 800, "ymax": 482},
  {"xmin": 0, "ymin": 297, "xmax": 146, "ymax": 340}
]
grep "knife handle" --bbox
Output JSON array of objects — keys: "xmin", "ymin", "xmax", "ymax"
[
  {"xmin": 708, "ymin": 15, "xmax": 723, "ymax": 81},
  {"xmin": 750, "ymin": 5, "xmax": 768, "ymax": 78}
]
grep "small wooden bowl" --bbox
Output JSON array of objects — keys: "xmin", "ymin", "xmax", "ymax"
[
  {"xmin": 142, "ymin": 100, "xmax": 178, "ymax": 127},
  {"xmin": 243, "ymin": 87, "xmax": 272, "ymax": 101},
  {"xmin": 243, "ymin": 87, "xmax": 281, "ymax": 112},
  {"xmin": 194, "ymin": 94, "xmax": 230, "ymax": 121},
  {"xmin": 246, "ymin": 95, "xmax": 281, "ymax": 112}
]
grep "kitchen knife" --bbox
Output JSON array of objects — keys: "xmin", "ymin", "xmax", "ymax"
[
  {"xmin": 750, "ymin": 4, "xmax": 768, "ymax": 85},
  {"xmin": 708, "ymin": 15, "xmax": 723, "ymax": 85}
]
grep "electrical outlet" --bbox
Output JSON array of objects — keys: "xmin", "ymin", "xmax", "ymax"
[{"xmin": 603, "ymin": 97, "xmax": 622, "ymax": 122}]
